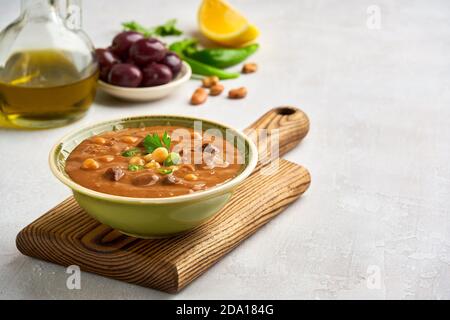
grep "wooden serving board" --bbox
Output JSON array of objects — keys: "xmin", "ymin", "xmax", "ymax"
[{"xmin": 16, "ymin": 107, "xmax": 311, "ymax": 293}]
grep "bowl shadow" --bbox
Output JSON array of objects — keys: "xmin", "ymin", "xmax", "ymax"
[{"xmin": 94, "ymin": 90, "xmax": 151, "ymax": 108}]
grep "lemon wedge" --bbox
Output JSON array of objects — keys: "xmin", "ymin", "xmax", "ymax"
[{"xmin": 198, "ymin": 0, "xmax": 260, "ymax": 47}]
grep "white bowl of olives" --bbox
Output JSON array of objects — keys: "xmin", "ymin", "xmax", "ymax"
[{"xmin": 96, "ymin": 31, "xmax": 191, "ymax": 102}]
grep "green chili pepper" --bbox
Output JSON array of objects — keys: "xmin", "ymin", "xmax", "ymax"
[
  {"xmin": 169, "ymin": 39, "xmax": 239, "ymax": 80},
  {"xmin": 186, "ymin": 44, "xmax": 259, "ymax": 69},
  {"xmin": 183, "ymin": 56, "xmax": 240, "ymax": 79},
  {"xmin": 169, "ymin": 38, "xmax": 198, "ymax": 53}
]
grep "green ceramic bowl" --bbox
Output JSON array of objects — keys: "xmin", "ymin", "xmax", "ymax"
[{"xmin": 49, "ymin": 115, "xmax": 258, "ymax": 238}]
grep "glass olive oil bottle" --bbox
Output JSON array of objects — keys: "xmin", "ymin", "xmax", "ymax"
[
  {"xmin": 0, "ymin": 50, "xmax": 98, "ymax": 128},
  {"xmin": 0, "ymin": 0, "xmax": 98, "ymax": 129}
]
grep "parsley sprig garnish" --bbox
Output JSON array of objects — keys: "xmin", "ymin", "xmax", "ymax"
[
  {"xmin": 122, "ymin": 20, "xmax": 182, "ymax": 37},
  {"xmin": 143, "ymin": 131, "xmax": 171, "ymax": 153}
]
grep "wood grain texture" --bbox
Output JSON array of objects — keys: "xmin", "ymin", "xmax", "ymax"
[
  {"xmin": 16, "ymin": 107, "xmax": 311, "ymax": 293},
  {"xmin": 245, "ymin": 106, "xmax": 310, "ymax": 160}
]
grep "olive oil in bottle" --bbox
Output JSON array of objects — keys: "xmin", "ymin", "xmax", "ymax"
[{"xmin": 0, "ymin": 49, "xmax": 98, "ymax": 129}]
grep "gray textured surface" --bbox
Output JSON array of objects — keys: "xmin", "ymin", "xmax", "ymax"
[{"xmin": 1, "ymin": 0, "xmax": 450, "ymax": 299}]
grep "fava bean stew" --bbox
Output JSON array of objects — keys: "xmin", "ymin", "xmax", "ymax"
[{"xmin": 65, "ymin": 126, "xmax": 244, "ymax": 198}]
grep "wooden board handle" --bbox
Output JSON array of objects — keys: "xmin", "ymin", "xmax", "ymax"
[{"xmin": 244, "ymin": 106, "xmax": 310, "ymax": 158}]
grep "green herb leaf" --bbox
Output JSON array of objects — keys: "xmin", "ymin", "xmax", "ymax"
[
  {"xmin": 153, "ymin": 19, "xmax": 183, "ymax": 36},
  {"xmin": 143, "ymin": 133, "xmax": 162, "ymax": 153},
  {"xmin": 121, "ymin": 147, "xmax": 141, "ymax": 157},
  {"xmin": 162, "ymin": 131, "xmax": 171, "ymax": 150},
  {"xmin": 122, "ymin": 19, "xmax": 182, "ymax": 37},
  {"xmin": 158, "ymin": 168, "xmax": 173, "ymax": 175},
  {"xmin": 128, "ymin": 164, "xmax": 144, "ymax": 172},
  {"xmin": 143, "ymin": 131, "xmax": 171, "ymax": 153},
  {"xmin": 122, "ymin": 21, "xmax": 153, "ymax": 37}
]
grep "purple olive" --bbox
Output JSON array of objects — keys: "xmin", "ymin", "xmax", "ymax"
[
  {"xmin": 108, "ymin": 63, "xmax": 143, "ymax": 87},
  {"xmin": 141, "ymin": 63, "xmax": 173, "ymax": 87},
  {"xmin": 95, "ymin": 48, "xmax": 121, "ymax": 81},
  {"xmin": 96, "ymin": 48, "xmax": 120, "ymax": 68},
  {"xmin": 129, "ymin": 38, "xmax": 167, "ymax": 66},
  {"xmin": 111, "ymin": 31, "xmax": 144, "ymax": 58},
  {"xmin": 99, "ymin": 67, "xmax": 111, "ymax": 82},
  {"xmin": 162, "ymin": 52, "xmax": 182, "ymax": 78}
]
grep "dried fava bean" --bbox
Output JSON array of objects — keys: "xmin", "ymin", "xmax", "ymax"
[
  {"xmin": 121, "ymin": 136, "xmax": 139, "ymax": 144},
  {"xmin": 104, "ymin": 167, "xmax": 125, "ymax": 181},
  {"xmin": 192, "ymin": 183, "xmax": 206, "ymax": 191},
  {"xmin": 81, "ymin": 158, "xmax": 100, "ymax": 170},
  {"xmin": 202, "ymin": 143, "xmax": 219, "ymax": 154},
  {"xmin": 202, "ymin": 76, "xmax": 219, "ymax": 88},
  {"xmin": 132, "ymin": 173, "xmax": 159, "ymax": 186},
  {"xmin": 209, "ymin": 83, "xmax": 224, "ymax": 96},
  {"xmin": 98, "ymin": 155, "xmax": 115, "ymax": 163},
  {"xmin": 181, "ymin": 164, "xmax": 196, "ymax": 172},
  {"xmin": 184, "ymin": 173, "xmax": 198, "ymax": 181},
  {"xmin": 242, "ymin": 62, "xmax": 258, "ymax": 74},
  {"xmin": 152, "ymin": 147, "xmax": 169, "ymax": 163},
  {"xmin": 92, "ymin": 137, "xmax": 107, "ymax": 145},
  {"xmin": 162, "ymin": 174, "xmax": 180, "ymax": 185},
  {"xmin": 228, "ymin": 87, "xmax": 247, "ymax": 99},
  {"xmin": 129, "ymin": 156, "xmax": 145, "ymax": 166},
  {"xmin": 191, "ymin": 88, "xmax": 208, "ymax": 105}
]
